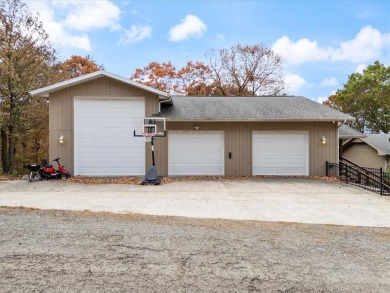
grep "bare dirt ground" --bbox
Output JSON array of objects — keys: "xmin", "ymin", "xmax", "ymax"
[{"xmin": 0, "ymin": 207, "xmax": 389, "ymax": 293}]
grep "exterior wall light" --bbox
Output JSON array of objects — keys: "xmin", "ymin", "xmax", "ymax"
[
  {"xmin": 321, "ymin": 136, "xmax": 327, "ymax": 145},
  {"xmin": 59, "ymin": 135, "xmax": 64, "ymax": 144},
  {"xmin": 194, "ymin": 125, "xmax": 200, "ymax": 130}
]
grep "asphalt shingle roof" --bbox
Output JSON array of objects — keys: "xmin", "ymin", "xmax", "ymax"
[
  {"xmin": 339, "ymin": 125, "xmax": 367, "ymax": 139},
  {"xmin": 362, "ymin": 134, "xmax": 390, "ymax": 155},
  {"xmin": 160, "ymin": 96, "xmax": 354, "ymax": 122}
]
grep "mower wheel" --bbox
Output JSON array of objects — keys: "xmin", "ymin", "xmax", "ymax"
[{"xmin": 33, "ymin": 173, "xmax": 42, "ymax": 181}]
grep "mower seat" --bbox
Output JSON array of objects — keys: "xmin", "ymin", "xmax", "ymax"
[{"xmin": 41, "ymin": 159, "xmax": 53, "ymax": 168}]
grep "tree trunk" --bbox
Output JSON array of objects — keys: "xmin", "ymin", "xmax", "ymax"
[
  {"xmin": 8, "ymin": 125, "xmax": 15, "ymax": 174},
  {"xmin": 1, "ymin": 127, "xmax": 10, "ymax": 173}
]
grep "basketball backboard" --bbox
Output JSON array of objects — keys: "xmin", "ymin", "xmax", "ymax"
[{"xmin": 134, "ymin": 117, "xmax": 166, "ymax": 137}]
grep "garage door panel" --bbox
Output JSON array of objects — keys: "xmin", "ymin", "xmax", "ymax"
[
  {"xmin": 201, "ymin": 155, "xmax": 222, "ymax": 164},
  {"xmin": 169, "ymin": 164, "xmax": 222, "ymax": 175},
  {"xmin": 253, "ymin": 132, "xmax": 309, "ymax": 176},
  {"xmin": 168, "ymin": 131, "xmax": 224, "ymax": 176},
  {"xmin": 75, "ymin": 99, "xmax": 145, "ymax": 176}
]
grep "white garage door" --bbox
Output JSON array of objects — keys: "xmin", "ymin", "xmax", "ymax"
[
  {"xmin": 253, "ymin": 132, "xmax": 309, "ymax": 176},
  {"xmin": 168, "ymin": 131, "xmax": 224, "ymax": 176},
  {"xmin": 74, "ymin": 98, "xmax": 145, "ymax": 176}
]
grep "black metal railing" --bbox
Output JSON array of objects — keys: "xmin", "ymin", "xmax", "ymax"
[
  {"xmin": 340, "ymin": 157, "xmax": 390, "ymax": 189},
  {"xmin": 326, "ymin": 161, "xmax": 389, "ymax": 196}
]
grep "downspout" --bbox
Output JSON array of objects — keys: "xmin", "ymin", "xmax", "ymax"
[
  {"xmin": 336, "ymin": 119, "xmax": 347, "ymax": 163},
  {"xmin": 158, "ymin": 96, "xmax": 172, "ymax": 114}
]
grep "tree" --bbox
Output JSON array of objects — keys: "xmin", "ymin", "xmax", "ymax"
[
  {"xmin": 207, "ymin": 43, "xmax": 286, "ymax": 96},
  {"xmin": 176, "ymin": 61, "xmax": 213, "ymax": 96},
  {"xmin": 132, "ymin": 44, "xmax": 286, "ymax": 97},
  {"xmin": 16, "ymin": 99, "xmax": 49, "ymax": 165},
  {"xmin": 323, "ymin": 61, "xmax": 390, "ymax": 133},
  {"xmin": 131, "ymin": 61, "xmax": 177, "ymax": 93},
  {"xmin": 131, "ymin": 61, "xmax": 213, "ymax": 95},
  {"xmin": 322, "ymin": 94, "xmax": 339, "ymax": 110},
  {"xmin": 59, "ymin": 55, "xmax": 104, "ymax": 79},
  {"xmin": 0, "ymin": 0, "xmax": 57, "ymax": 174}
]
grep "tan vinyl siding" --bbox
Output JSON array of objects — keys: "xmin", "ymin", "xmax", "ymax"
[
  {"xmin": 343, "ymin": 143, "xmax": 386, "ymax": 169},
  {"xmin": 49, "ymin": 76, "xmax": 159, "ymax": 174},
  {"xmin": 226, "ymin": 131, "xmax": 251, "ymax": 176},
  {"xmin": 155, "ymin": 121, "xmax": 337, "ymax": 177}
]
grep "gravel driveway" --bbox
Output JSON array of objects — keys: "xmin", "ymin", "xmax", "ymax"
[{"xmin": 1, "ymin": 208, "xmax": 389, "ymax": 292}]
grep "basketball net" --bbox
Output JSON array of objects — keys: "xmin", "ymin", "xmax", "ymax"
[{"xmin": 144, "ymin": 132, "xmax": 154, "ymax": 142}]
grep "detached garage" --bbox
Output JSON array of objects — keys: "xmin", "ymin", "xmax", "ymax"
[{"xmin": 31, "ymin": 71, "xmax": 355, "ymax": 177}]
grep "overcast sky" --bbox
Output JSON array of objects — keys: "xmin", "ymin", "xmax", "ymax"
[{"xmin": 27, "ymin": 0, "xmax": 390, "ymax": 102}]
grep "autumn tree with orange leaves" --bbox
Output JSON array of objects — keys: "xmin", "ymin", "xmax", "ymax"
[
  {"xmin": 132, "ymin": 43, "xmax": 286, "ymax": 97},
  {"xmin": 176, "ymin": 61, "xmax": 213, "ymax": 95},
  {"xmin": 59, "ymin": 55, "xmax": 104, "ymax": 79},
  {"xmin": 131, "ymin": 62, "xmax": 177, "ymax": 93},
  {"xmin": 131, "ymin": 61, "xmax": 213, "ymax": 95}
]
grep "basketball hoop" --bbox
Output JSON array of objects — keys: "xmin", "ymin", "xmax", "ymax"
[
  {"xmin": 133, "ymin": 117, "xmax": 166, "ymax": 185},
  {"xmin": 143, "ymin": 132, "xmax": 154, "ymax": 143},
  {"xmin": 133, "ymin": 117, "xmax": 166, "ymax": 138}
]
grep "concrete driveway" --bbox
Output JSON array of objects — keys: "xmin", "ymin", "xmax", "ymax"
[{"xmin": 0, "ymin": 178, "xmax": 389, "ymax": 227}]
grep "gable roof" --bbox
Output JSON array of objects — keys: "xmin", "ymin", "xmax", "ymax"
[
  {"xmin": 30, "ymin": 70, "xmax": 171, "ymax": 99},
  {"xmin": 360, "ymin": 134, "xmax": 390, "ymax": 155},
  {"xmin": 159, "ymin": 96, "xmax": 355, "ymax": 122},
  {"xmin": 339, "ymin": 125, "xmax": 367, "ymax": 139}
]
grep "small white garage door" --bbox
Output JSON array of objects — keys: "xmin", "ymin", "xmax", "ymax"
[
  {"xmin": 74, "ymin": 98, "xmax": 145, "ymax": 176},
  {"xmin": 252, "ymin": 132, "xmax": 309, "ymax": 176},
  {"xmin": 168, "ymin": 131, "xmax": 224, "ymax": 176}
]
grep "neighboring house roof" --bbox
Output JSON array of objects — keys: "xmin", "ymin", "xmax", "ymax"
[
  {"xmin": 339, "ymin": 125, "xmax": 367, "ymax": 139},
  {"xmin": 30, "ymin": 70, "xmax": 171, "ymax": 99},
  {"xmin": 159, "ymin": 96, "xmax": 355, "ymax": 122},
  {"xmin": 360, "ymin": 134, "xmax": 390, "ymax": 156}
]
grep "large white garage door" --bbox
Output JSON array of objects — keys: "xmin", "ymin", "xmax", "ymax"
[
  {"xmin": 168, "ymin": 131, "xmax": 224, "ymax": 176},
  {"xmin": 74, "ymin": 98, "xmax": 145, "ymax": 176},
  {"xmin": 253, "ymin": 132, "xmax": 309, "ymax": 176}
]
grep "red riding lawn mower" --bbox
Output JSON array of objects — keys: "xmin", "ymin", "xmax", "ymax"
[{"xmin": 25, "ymin": 158, "xmax": 71, "ymax": 182}]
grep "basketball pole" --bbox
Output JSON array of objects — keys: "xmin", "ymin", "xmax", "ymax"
[{"xmin": 151, "ymin": 136, "xmax": 155, "ymax": 166}]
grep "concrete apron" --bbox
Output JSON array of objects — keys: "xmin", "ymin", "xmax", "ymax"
[{"xmin": 0, "ymin": 179, "xmax": 389, "ymax": 228}]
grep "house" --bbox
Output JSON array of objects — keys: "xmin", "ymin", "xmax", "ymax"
[
  {"xmin": 341, "ymin": 131, "xmax": 390, "ymax": 170},
  {"xmin": 30, "ymin": 70, "xmax": 354, "ymax": 177}
]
